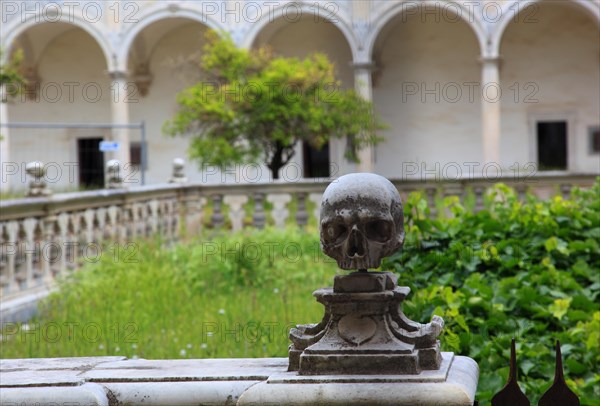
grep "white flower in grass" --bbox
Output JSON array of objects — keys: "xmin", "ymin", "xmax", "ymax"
[
  {"xmin": 180, "ymin": 349, "xmax": 186, "ymax": 357},
  {"xmin": 22, "ymin": 324, "xmax": 30, "ymax": 331},
  {"xmin": 98, "ymin": 344, "xmax": 105, "ymax": 350},
  {"xmin": 206, "ymin": 332, "xmax": 214, "ymax": 338},
  {"xmin": 131, "ymin": 343, "xmax": 138, "ymax": 349},
  {"xmin": 132, "ymin": 355, "xmax": 139, "ymax": 360},
  {"xmin": 186, "ymin": 343, "xmax": 192, "ymax": 349},
  {"xmin": 115, "ymin": 346, "xmax": 120, "ymax": 352},
  {"xmin": 273, "ymin": 288, "xmax": 280, "ymax": 294},
  {"xmin": 200, "ymin": 343, "xmax": 208, "ymax": 349},
  {"xmin": 218, "ymin": 309, "xmax": 225, "ymax": 315}
]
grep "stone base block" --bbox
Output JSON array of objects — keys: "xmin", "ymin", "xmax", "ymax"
[{"xmin": 238, "ymin": 355, "xmax": 479, "ymax": 406}]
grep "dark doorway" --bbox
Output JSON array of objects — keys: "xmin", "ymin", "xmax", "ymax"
[
  {"xmin": 303, "ymin": 142, "xmax": 330, "ymax": 178},
  {"xmin": 77, "ymin": 138, "xmax": 104, "ymax": 188},
  {"xmin": 537, "ymin": 121, "xmax": 567, "ymax": 171}
]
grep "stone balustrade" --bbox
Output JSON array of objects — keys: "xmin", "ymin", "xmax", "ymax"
[{"xmin": 0, "ymin": 173, "xmax": 596, "ymax": 320}]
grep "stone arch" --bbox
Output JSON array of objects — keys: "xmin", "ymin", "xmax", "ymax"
[
  {"xmin": 490, "ymin": 0, "xmax": 600, "ymax": 58},
  {"xmin": 497, "ymin": 0, "xmax": 599, "ymax": 173},
  {"xmin": 365, "ymin": 0, "xmax": 487, "ymax": 61},
  {"xmin": 1, "ymin": 14, "xmax": 112, "ymax": 70},
  {"xmin": 369, "ymin": 0, "xmax": 483, "ymax": 177},
  {"xmin": 242, "ymin": 2, "xmax": 358, "ymax": 62},
  {"xmin": 116, "ymin": 4, "xmax": 228, "ymax": 72}
]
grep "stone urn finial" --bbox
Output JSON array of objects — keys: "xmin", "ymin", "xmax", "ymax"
[
  {"xmin": 169, "ymin": 158, "xmax": 188, "ymax": 184},
  {"xmin": 26, "ymin": 161, "xmax": 51, "ymax": 197},
  {"xmin": 288, "ymin": 173, "xmax": 444, "ymax": 376},
  {"xmin": 106, "ymin": 159, "xmax": 123, "ymax": 189}
]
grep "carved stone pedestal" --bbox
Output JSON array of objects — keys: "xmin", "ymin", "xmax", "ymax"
[{"xmin": 289, "ymin": 272, "xmax": 444, "ymax": 375}]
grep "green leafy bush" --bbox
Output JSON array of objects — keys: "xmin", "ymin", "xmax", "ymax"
[{"xmin": 382, "ymin": 179, "xmax": 600, "ymax": 404}]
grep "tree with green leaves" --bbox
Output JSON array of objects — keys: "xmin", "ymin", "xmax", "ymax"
[
  {"xmin": 0, "ymin": 48, "xmax": 25, "ymax": 102},
  {"xmin": 164, "ymin": 32, "xmax": 385, "ymax": 180}
]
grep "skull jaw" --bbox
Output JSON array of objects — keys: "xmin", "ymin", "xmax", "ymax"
[{"xmin": 337, "ymin": 255, "xmax": 383, "ymax": 271}]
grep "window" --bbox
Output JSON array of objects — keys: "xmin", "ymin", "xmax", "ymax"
[
  {"xmin": 303, "ymin": 141, "xmax": 330, "ymax": 178},
  {"xmin": 537, "ymin": 121, "xmax": 567, "ymax": 171},
  {"xmin": 130, "ymin": 142, "xmax": 146, "ymax": 169},
  {"xmin": 589, "ymin": 126, "xmax": 600, "ymax": 154}
]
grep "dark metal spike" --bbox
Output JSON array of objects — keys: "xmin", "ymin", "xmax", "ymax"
[
  {"xmin": 509, "ymin": 337, "xmax": 518, "ymax": 383},
  {"xmin": 538, "ymin": 341, "xmax": 580, "ymax": 406},
  {"xmin": 491, "ymin": 338, "xmax": 530, "ymax": 406},
  {"xmin": 554, "ymin": 340, "xmax": 564, "ymax": 384}
]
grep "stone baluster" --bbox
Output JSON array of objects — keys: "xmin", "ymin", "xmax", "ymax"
[
  {"xmin": 267, "ymin": 193, "xmax": 292, "ymax": 229},
  {"xmin": 211, "ymin": 194, "xmax": 225, "ymax": 229},
  {"xmin": 70, "ymin": 212, "xmax": 83, "ymax": 270},
  {"xmin": 5, "ymin": 221, "xmax": 19, "ymax": 294},
  {"xmin": 25, "ymin": 161, "xmax": 51, "ymax": 197},
  {"xmin": 149, "ymin": 200, "xmax": 159, "ymax": 234},
  {"xmin": 253, "ymin": 193, "xmax": 266, "ymax": 229},
  {"xmin": 473, "ymin": 186, "xmax": 485, "ymax": 213},
  {"xmin": 560, "ymin": 184, "xmax": 571, "ymax": 199},
  {"xmin": 95, "ymin": 208, "xmax": 106, "ymax": 242},
  {"xmin": 0, "ymin": 224, "xmax": 7, "ymax": 294},
  {"xmin": 83, "ymin": 209, "xmax": 95, "ymax": 245},
  {"xmin": 308, "ymin": 193, "xmax": 322, "ymax": 225},
  {"xmin": 130, "ymin": 203, "xmax": 140, "ymax": 239},
  {"xmin": 425, "ymin": 187, "xmax": 437, "ymax": 218},
  {"xmin": 516, "ymin": 185, "xmax": 527, "ymax": 202},
  {"xmin": 168, "ymin": 199, "xmax": 178, "ymax": 241},
  {"xmin": 181, "ymin": 192, "xmax": 204, "ymax": 236},
  {"xmin": 56, "ymin": 213, "xmax": 69, "ymax": 277},
  {"xmin": 22, "ymin": 218, "xmax": 37, "ymax": 289},
  {"xmin": 295, "ymin": 192, "xmax": 309, "ymax": 228},
  {"xmin": 107, "ymin": 206, "xmax": 119, "ymax": 240},
  {"xmin": 42, "ymin": 215, "xmax": 57, "ymax": 286},
  {"xmin": 119, "ymin": 203, "xmax": 133, "ymax": 243},
  {"xmin": 224, "ymin": 195, "xmax": 248, "ymax": 232}
]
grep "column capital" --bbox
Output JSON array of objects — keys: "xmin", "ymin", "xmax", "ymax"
[
  {"xmin": 350, "ymin": 61, "xmax": 376, "ymax": 72},
  {"xmin": 108, "ymin": 70, "xmax": 129, "ymax": 81},
  {"xmin": 478, "ymin": 56, "xmax": 502, "ymax": 66}
]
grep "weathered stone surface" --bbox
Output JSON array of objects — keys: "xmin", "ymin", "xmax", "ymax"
[
  {"xmin": 238, "ymin": 356, "xmax": 479, "ymax": 406},
  {"xmin": 0, "ymin": 356, "xmax": 478, "ymax": 405},
  {"xmin": 0, "ymin": 383, "xmax": 109, "ymax": 406},
  {"xmin": 82, "ymin": 358, "xmax": 288, "ymax": 382},
  {"xmin": 289, "ymin": 275, "xmax": 444, "ymax": 375},
  {"xmin": 320, "ymin": 173, "xmax": 404, "ymax": 271},
  {"xmin": 104, "ymin": 381, "xmax": 260, "ymax": 406}
]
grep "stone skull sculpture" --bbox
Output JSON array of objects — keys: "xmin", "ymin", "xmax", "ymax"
[{"xmin": 320, "ymin": 173, "xmax": 405, "ymax": 270}]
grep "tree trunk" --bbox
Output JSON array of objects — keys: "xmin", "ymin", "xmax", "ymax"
[
  {"xmin": 268, "ymin": 142, "xmax": 283, "ymax": 180},
  {"xmin": 267, "ymin": 140, "xmax": 296, "ymax": 181}
]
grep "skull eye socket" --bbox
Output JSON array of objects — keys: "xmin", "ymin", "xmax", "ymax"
[
  {"xmin": 322, "ymin": 223, "xmax": 348, "ymax": 244},
  {"xmin": 365, "ymin": 220, "xmax": 393, "ymax": 243}
]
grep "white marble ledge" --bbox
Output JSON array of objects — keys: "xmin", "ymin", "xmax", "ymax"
[{"xmin": 0, "ymin": 356, "xmax": 478, "ymax": 406}]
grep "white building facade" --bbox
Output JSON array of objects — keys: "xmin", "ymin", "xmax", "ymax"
[{"xmin": 1, "ymin": 0, "xmax": 599, "ymax": 190}]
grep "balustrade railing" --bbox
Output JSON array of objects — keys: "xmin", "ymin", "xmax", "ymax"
[{"xmin": 0, "ymin": 173, "xmax": 596, "ymax": 304}]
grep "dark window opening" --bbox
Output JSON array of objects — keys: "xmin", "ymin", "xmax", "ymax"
[
  {"xmin": 77, "ymin": 138, "xmax": 104, "ymax": 189},
  {"xmin": 537, "ymin": 121, "xmax": 567, "ymax": 171},
  {"xmin": 590, "ymin": 127, "xmax": 600, "ymax": 153},
  {"xmin": 130, "ymin": 142, "xmax": 141, "ymax": 166},
  {"xmin": 303, "ymin": 141, "xmax": 330, "ymax": 178}
]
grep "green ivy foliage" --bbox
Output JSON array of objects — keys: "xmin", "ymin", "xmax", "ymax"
[{"xmin": 382, "ymin": 179, "xmax": 600, "ymax": 405}]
